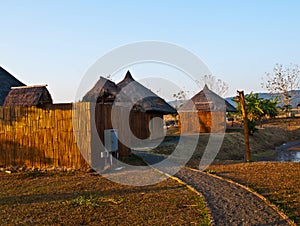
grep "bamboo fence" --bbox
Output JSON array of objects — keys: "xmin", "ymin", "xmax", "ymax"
[
  {"xmin": 0, "ymin": 102, "xmax": 163, "ymax": 168},
  {"xmin": 0, "ymin": 103, "xmax": 90, "ymax": 168}
]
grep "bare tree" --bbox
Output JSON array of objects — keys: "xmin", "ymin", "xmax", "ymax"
[
  {"xmin": 172, "ymin": 88, "xmax": 189, "ymax": 110},
  {"xmin": 197, "ymin": 74, "xmax": 229, "ymax": 97},
  {"xmin": 262, "ymin": 63, "xmax": 300, "ymax": 109}
]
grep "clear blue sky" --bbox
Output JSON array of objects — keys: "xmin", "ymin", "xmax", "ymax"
[{"xmin": 1, "ymin": 1, "xmax": 300, "ymax": 102}]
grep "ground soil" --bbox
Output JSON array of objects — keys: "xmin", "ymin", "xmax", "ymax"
[
  {"xmin": 176, "ymin": 167, "xmax": 290, "ymax": 226},
  {"xmin": 135, "ymin": 152, "xmax": 295, "ymax": 226},
  {"xmin": 0, "ymin": 169, "xmax": 210, "ymax": 225},
  {"xmin": 1, "ymin": 119, "xmax": 299, "ymax": 225},
  {"xmin": 149, "ymin": 118, "xmax": 300, "ymax": 225},
  {"xmin": 206, "ymin": 162, "xmax": 300, "ymax": 225}
]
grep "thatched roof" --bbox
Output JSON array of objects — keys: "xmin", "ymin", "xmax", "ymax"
[
  {"xmin": 180, "ymin": 85, "xmax": 237, "ymax": 112},
  {"xmin": 4, "ymin": 85, "xmax": 53, "ymax": 107},
  {"xmin": 82, "ymin": 77, "xmax": 121, "ymax": 103},
  {"xmin": 117, "ymin": 71, "xmax": 177, "ymax": 114},
  {"xmin": 83, "ymin": 71, "xmax": 176, "ymax": 114},
  {"xmin": 0, "ymin": 66, "xmax": 25, "ymax": 105}
]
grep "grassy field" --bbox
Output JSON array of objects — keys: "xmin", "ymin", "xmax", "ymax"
[
  {"xmin": 0, "ymin": 170, "xmax": 211, "ymax": 225},
  {"xmin": 159, "ymin": 118, "xmax": 300, "ymax": 161},
  {"xmin": 206, "ymin": 162, "xmax": 300, "ymax": 225}
]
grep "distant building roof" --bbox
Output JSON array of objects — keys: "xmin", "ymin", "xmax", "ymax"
[
  {"xmin": 4, "ymin": 85, "xmax": 53, "ymax": 107},
  {"xmin": 180, "ymin": 84, "xmax": 237, "ymax": 112},
  {"xmin": 0, "ymin": 66, "xmax": 25, "ymax": 105}
]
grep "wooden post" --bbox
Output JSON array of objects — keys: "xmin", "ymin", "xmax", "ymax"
[{"xmin": 237, "ymin": 91, "xmax": 251, "ymax": 162}]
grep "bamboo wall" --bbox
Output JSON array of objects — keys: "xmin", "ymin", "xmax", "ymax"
[
  {"xmin": 0, "ymin": 102, "xmax": 159, "ymax": 168},
  {"xmin": 94, "ymin": 105, "xmax": 164, "ymax": 152},
  {"xmin": 129, "ymin": 111, "xmax": 163, "ymax": 140},
  {"xmin": 94, "ymin": 104, "xmax": 130, "ymax": 157},
  {"xmin": 0, "ymin": 103, "xmax": 90, "ymax": 168},
  {"xmin": 179, "ymin": 111, "xmax": 226, "ymax": 133}
]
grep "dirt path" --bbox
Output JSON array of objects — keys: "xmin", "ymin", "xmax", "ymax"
[
  {"xmin": 176, "ymin": 168, "xmax": 290, "ymax": 226},
  {"xmin": 134, "ymin": 151, "xmax": 292, "ymax": 226}
]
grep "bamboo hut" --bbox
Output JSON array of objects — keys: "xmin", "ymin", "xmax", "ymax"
[
  {"xmin": 179, "ymin": 85, "xmax": 236, "ymax": 133},
  {"xmin": 4, "ymin": 85, "xmax": 53, "ymax": 107},
  {"xmin": 0, "ymin": 66, "xmax": 25, "ymax": 105},
  {"xmin": 83, "ymin": 71, "xmax": 176, "ymax": 141},
  {"xmin": 117, "ymin": 71, "xmax": 177, "ymax": 140}
]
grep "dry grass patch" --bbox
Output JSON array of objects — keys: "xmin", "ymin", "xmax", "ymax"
[
  {"xmin": 0, "ymin": 170, "xmax": 211, "ymax": 225},
  {"xmin": 157, "ymin": 118, "xmax": 300, "ymax": 162},
  {"xmin": 206, "ymin": 162, "xmax": 300, "ymax": 224}
]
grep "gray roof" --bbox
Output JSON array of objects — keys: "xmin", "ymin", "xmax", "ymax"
[{"xmin": 0, "ymin": 67, "xmax": 25, "ymax": 105}]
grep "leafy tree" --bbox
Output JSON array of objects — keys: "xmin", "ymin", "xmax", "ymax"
[
  {"xmin": 260, "ymin": 97, "xmax": 279, "ymax": 119},
  {"xmin": 262, "ymin": 63, "xmax": 300, "ymax": 112},
  {"xmin": 235, "ymin": 93, "xmax": 278, "ymax": 134}
]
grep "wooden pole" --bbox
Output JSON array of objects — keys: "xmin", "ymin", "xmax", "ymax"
[{"xmin": 237, "ymin": 91, "xmax": 251, "ymax": 162}]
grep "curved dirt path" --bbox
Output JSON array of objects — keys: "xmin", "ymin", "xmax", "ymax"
[
  {"xmin": 176, "ymin": 168, "xmax": 290, "ymax": 226},
  {"xmin": 134, "ymin": 151, "xmax": 292, "ymax": 226}
]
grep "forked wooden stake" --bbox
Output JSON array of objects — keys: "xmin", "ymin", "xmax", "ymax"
[{"xmin": 237, "ymin": 90, "xmax": 251, "ymax": 161}]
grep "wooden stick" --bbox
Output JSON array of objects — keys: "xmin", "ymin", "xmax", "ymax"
[{"xmin": 237, "ymin": 91, "xmax": 251, "ymax": 162}]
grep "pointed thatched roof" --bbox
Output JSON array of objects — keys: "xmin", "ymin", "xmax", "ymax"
[
  {"xmin": 82, "ymin": 77, "xmax": 121, "ymax": 103},
  {"xmin": 117, "ymin": 71, "xmax": 135, "ymax": 89},
  {"xmin": 180, "ymin": 84, "xmax": 237, "ymax": 112},
  {"xmin": 117, "ymin": 71, "xmax": 177, "ymax": 114},
  {"xmin": 4, "ymin": 85, "xmax": 53, "ymax": 107},
  {"xmin": 0, "ymin": 66, "xmax": 25, "ymax": 105},
  {"xmin": 83, "ymin": 71, "xmax": 177, "ymax": 114}
]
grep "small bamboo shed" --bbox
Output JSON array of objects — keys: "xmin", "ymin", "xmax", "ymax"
[
  {"xmin": 0, "ymin": 66, "xmax": 25, "ymax": 105},
  {"xmin": 179, "ymin": 85, "xmax": 236, "ymax": 133},
  {"xmin": 4, "ymin": 85, "xmax": 53, "ymax": 107}
]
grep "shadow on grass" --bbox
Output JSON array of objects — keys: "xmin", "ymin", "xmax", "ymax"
[{"xmin": 0, "ymin": 184, "xmax": 185, "ymax": 206}]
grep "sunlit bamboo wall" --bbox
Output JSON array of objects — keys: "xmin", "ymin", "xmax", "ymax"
[
  {"xmin": 0, "ymin": 102, "xmax": 162, "ymax": 168},
  {"xmin": 179, "ymin": 111, "xmax": 226, "ymax": 133},
  {"xmin": 0, "ymin": 103, "xmax": 90, "ymax": 168}
]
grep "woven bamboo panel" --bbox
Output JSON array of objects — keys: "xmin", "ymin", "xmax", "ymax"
[
  {"xmin": 0, "ymin": 102, "xmax": 163, "ymax": 168},
  {"xmin": 179, "ymin": 111, "xmax": 226, "ymax": 134},
  {"xmin": 0, "ymin": 104, "xmax": 90, "ymax": 168}
]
